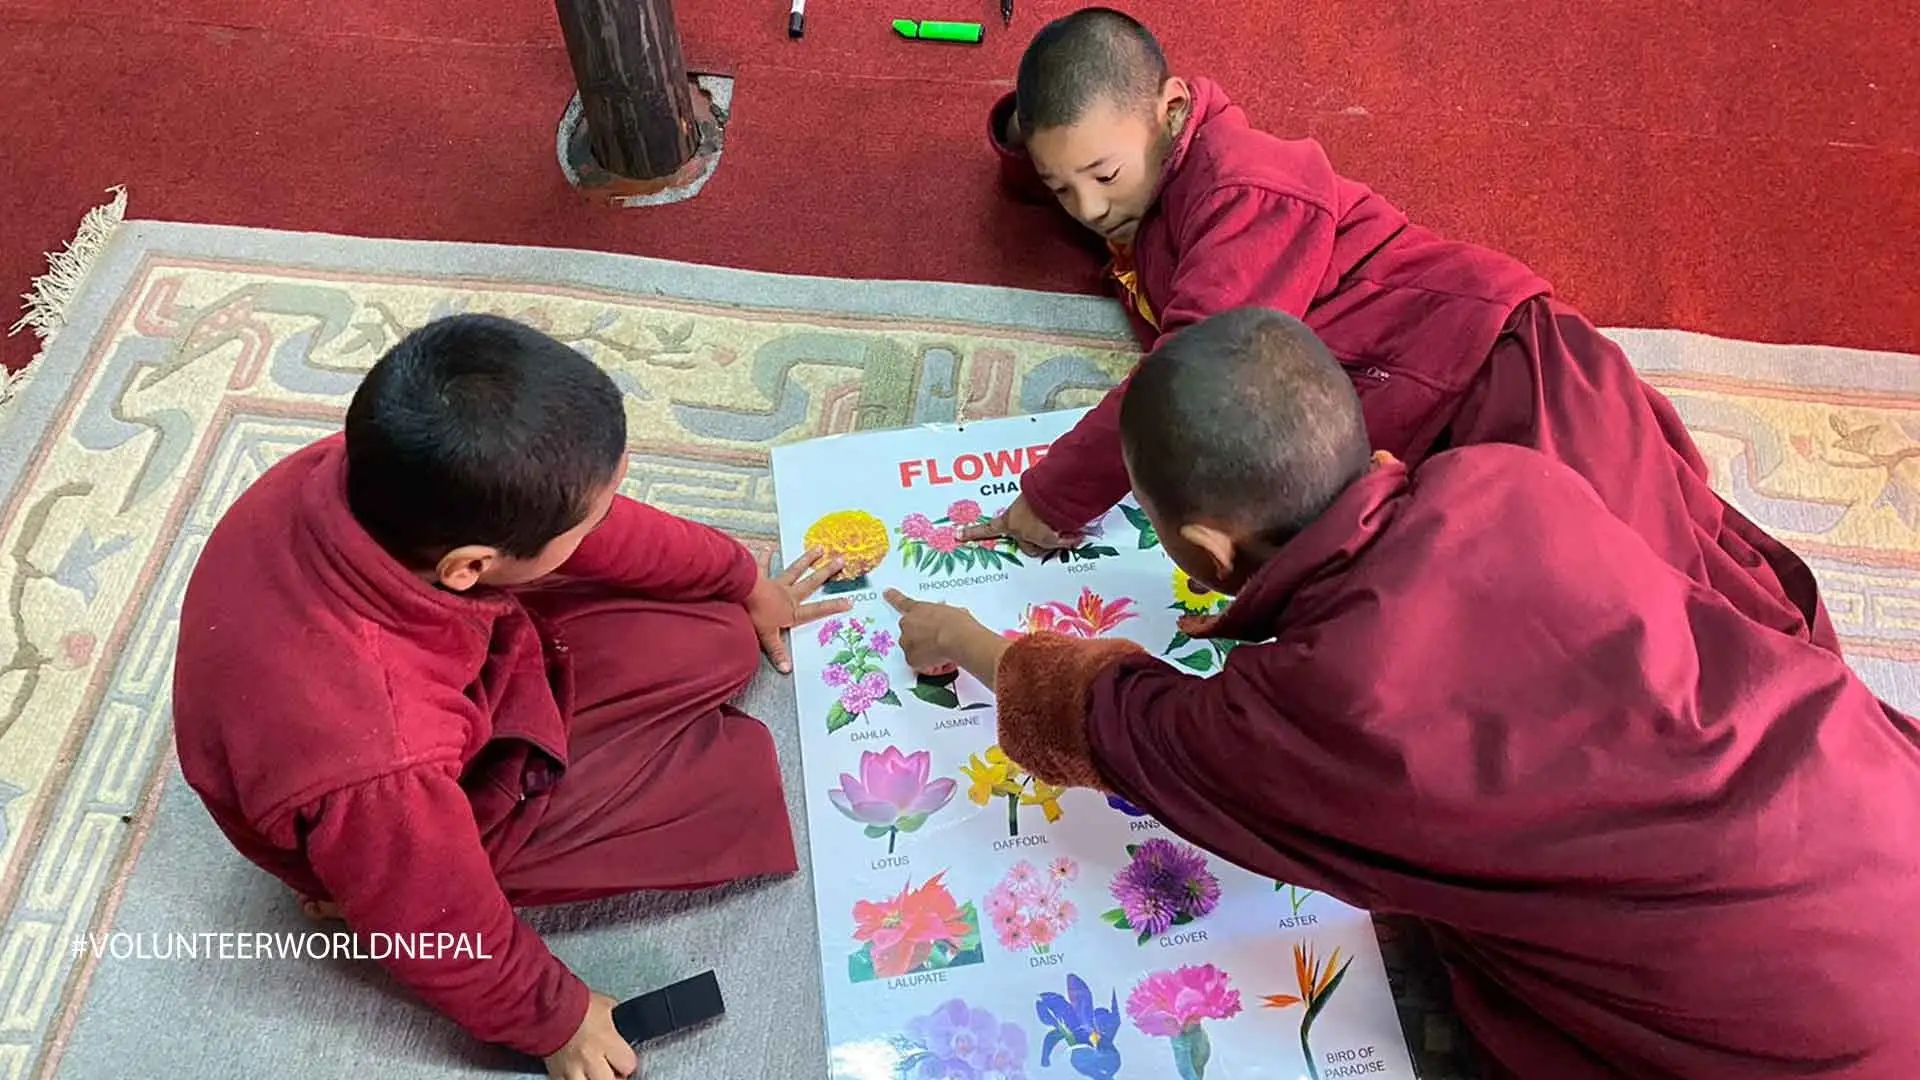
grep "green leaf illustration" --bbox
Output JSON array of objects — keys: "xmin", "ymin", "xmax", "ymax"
[
  {"xmin": 1100, "ymin": 907, "xmax": 1132, "ymax": 929},
  {"xmin": 910, "ymin": 682, "xmax": 961, "ymax": 708},
  {"xmin": 1166, "ymin": 631, "xmax": 1192, "ymax": 652},
  {"xmin": 961, "ymin": 702, "xmax": 992, "ymax": 711},
  {"xmin": 877, "ymin": 690, "xmax": 902, "ymax": 707},
  {"xmin": 862, "ymin": 825, "xmax": 892, "ymax": 839},
  {"xmin": 830, "ymin": 649, "xmax": 857, "ymax": 666},
  {"xmin": 1174, "ymin": 650, "xmax": 1215, "ymax": 673},
  {"xmin": 826, "ymin": 702, "xmax": 856, "ymax": 733},
  {"xmin": 847, "ymin": 945, "xmax": 877, "ymax": 983},
  {"xmin": 895, "ymin": 813, "xmax": 929, "ymax": 833}
]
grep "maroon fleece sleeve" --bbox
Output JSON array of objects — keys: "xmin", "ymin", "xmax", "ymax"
[
  {"xmin": 303, "ymin": 769, "xmax": 592, "ymax": 1058},
  {"xmin": 559, "ymin": 495, "xmax": 758, "ymax": 603},
  {"xmin": 1019, "ymin": 186, "xmax": 1339, "ymax": 534}
]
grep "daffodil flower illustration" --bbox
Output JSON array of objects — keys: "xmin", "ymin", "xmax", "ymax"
[{"xmin": 962, "ymin": 745, "xmax": 1066, "ymax": 836}]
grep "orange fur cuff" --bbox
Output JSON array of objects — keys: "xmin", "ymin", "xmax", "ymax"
[{"xmin": 995, "ymin": 632, "xmax": 1147, "ymax": 791}]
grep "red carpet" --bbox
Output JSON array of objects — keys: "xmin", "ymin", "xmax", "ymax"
[{"xmin": 3, "ymin": 0, "xmax": 1917, "ymax": 375}]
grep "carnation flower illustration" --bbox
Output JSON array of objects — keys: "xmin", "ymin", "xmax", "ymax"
[
  {"xmin": 802, "ymin": 510, "xmax": 891, "ymax": 593},
  {"xmin": 818, "ymin": 617, "xmax": 902, "ymax": 733},
  {"xmin": 898, "ymin": 500, "xmax": 1023, "ymax": 576},
  {"xmin": 961, "ymin": 745, "xmax": 1066, "ymax": 837},
  {"xmin": 985, "ymin": 858, "xmax": 1080, "ymax": 954},
  {"xmin": 827, "ymin": 747, "xmax": 957, "ymax": 854},
  {"xmin": 1164, "ymin": 568, "xmax": 1237, "ymax": 673},
  {"xmin": 1262, "ymin": 941, "xmax": 1354, "ymax": 1080},
  {"xmin": 848, "ymin": 872, "xmax": 985, "ymax": 983},
  {"xmin": 1126, "ymin": 965, "xmax": 1243, "ymax": 1080},
  {"xmin": 902, "ymin": 999, "xmax": 1030, "ymax": 1080},
  {"xmin": 1101, "ymin": 839, "xmax": 1222, "ymax": 945},
  {"xmin": 1035, "ymin": 973, "xmax": 1123, "ymax": 1079},
  {"xmin": 1119, "ymin": 500, "xmax": 1161, "ymax": 549},
  {"xmin": 1002, "ymin": 588, "xmax": 1137, "ymax": 640}
]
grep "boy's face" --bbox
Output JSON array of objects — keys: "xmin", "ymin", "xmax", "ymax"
[{"xmin": 1026, "ymin": 79, "xmax": 1188, "ymax": 247}]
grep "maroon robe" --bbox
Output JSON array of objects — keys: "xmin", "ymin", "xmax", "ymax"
[
  {"xmin": 990, "ymin": 79, "xmax": 1835, "ymax": 653},
  {"xmin": 171, "ymin": 435, "xmax": 794, "ymax": 1057},
  {"xmin": 993, "ymin": 446, "xmax": 1920, "ymax": 1079}
]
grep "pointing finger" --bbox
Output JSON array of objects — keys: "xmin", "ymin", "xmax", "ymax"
[{"xmin": 884, "ymin": 588, "xmax": 918, "ymax": 613}]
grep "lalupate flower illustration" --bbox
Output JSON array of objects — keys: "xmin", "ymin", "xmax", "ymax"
[
  {"xmin": 899, "ymin": 500, "xmax": 1022, "ymax": 576},
  {"xmin": 849, "ymin": 872, "xmax": 985, "ymax": 983},
  {"xmin": 1126, "ymin": 964, "xmax": 1243, "ymax": 1080},
  {"xmin": 962, "ymin": 745, "xmax": 1066, "ymax": 837},
  {"xmin": 1102, "ymin": 838, "xmax": 1222, "ymax": 945},
  {"xmin": 819, "ymin": 617, "xmax": 901, "ymax": 733},
  {"xmin": 827, "ymin": 747, "xmax": 957, "ymax": 854}
]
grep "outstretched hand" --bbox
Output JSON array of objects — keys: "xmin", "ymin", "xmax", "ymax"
[
  {"xmin": 745, "ymin": 548, "xmax": 854, "ymax": 673},
  {"xmin": 955, "ymin": 494, "xmax": 1079, "ymax": 556},
  {"xmin": 884, "ymin": 588, "xmax": 989, "ymax": 677}
]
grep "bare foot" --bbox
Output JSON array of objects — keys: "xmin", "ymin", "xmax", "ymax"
[{"xmin": 298, "ymin": 895, "xmax": 343, "ymax": 921}]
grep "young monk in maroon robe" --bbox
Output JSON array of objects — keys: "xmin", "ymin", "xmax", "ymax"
[
  {"xmin": 888, "ymin": 308, "xmax": 1920, "ymax": 1080},
  {"xmin": 171, "ymin": 315, "xmax": 848, "ymax": 1080},
  {"xmin": 973, "ymin": 7, "xmax": 1835, "ymax": 656}
]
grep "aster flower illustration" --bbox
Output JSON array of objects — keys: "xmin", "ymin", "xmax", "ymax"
[{"xmin": 1101, "ymin": 839, "xmax": 1221, "ymax": 945}]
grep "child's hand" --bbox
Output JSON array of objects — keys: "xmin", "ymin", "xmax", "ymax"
[
  {"xmin": 745, "ymin": 548, "xmax": 855, "ymax": 673},
  {"xmin": 544, "ymin": 991, "xmax": 637, "ymax": 1080},
  {"xmin": 958, "ymin": 495, "xmax": 1080, "ymax": 555},
  {"xmin": 884, "ymin": 589, "xmax": 987, "ymax": 675}
]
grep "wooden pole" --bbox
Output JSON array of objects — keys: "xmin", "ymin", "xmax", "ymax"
[{"xmin": 552, "ymin": 0, "xmax": 700, "ymax": 181}]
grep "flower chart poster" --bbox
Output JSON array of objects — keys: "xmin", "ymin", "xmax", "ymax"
[{"xmin": 771, "ymin": 410, "xmax": 1417, "ymax": 1080}]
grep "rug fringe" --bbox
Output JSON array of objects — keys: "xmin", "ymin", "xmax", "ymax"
[{"xmin": 3, "ymin": 185, "xmax": 129, "ymax": 412}]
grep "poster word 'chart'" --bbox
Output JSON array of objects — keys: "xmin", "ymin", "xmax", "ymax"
[{"xmin": 771, "ymin": 409, "xmax": 1416, "ymax": 1080}]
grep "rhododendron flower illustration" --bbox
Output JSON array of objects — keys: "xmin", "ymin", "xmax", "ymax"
[{"xmin": 899, "ymin": 500, "xmax": 1022, "ymax": 576}]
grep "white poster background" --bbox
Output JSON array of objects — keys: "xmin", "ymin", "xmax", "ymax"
[{"xmin": 772, "ymin": 410, "xmax": 1416, "ymax": 1080}]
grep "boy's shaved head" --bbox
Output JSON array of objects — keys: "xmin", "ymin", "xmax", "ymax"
[
  {"xmin": 1120, "ymin": 308, "xmax": 1372, "ymax": 543},
  {"xmin": 1016, "ymin": 7, "xmax": 1169, "ymax": 132}
]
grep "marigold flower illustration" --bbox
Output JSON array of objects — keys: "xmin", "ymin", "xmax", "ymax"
[
  {"xmin": 1126, "ymin": 964, "xmax": 1242, "ymax": 1079},
  {"xmin": 1102, "ymin": 839, "xmax": 1221, "ymax": 945},
  {"xmin": 903, "ymin": 999, "xmax": 1030, "ymax": 1079},
  {"xmin": 961, "ymin": 745, "xmax": 1066, "ymax": 836},
  {"xmin": 827, "ymin": 747, "xmax": 957, "ymax": 854},
  {"xmin": 803, "ymin": 510, "xmax": 891, "ymax": 591},
  {"xmin": 985, "ymin": 858, "xmax": 1081, "ymax": 954},
  {"xmin": 819, "ymin": 618, "xmax": 901, "ymax": 733},
  {"xmin": 1036, "ymin": 974, "xmax": 1124, "ymax": 1079},
  {"xmin": 1262, "ymin": 941, "xmax": 1355, "ymax": 1080},
  {"xmin": 849, "ymin": 872, "xmax": 984, "ymax": 982}
]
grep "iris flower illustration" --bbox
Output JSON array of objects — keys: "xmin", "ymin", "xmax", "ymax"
[{"xmin": 1035, "ymin": 973, "xmax": 1122, "ymax": 1079}]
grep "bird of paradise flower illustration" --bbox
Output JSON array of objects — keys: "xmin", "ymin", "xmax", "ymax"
[
  {"xmin": 961, "ymin": 745, "xmax": 1067, "ymax": 837},
  {"xmin": 1262, "ymin": 941, "xmax": 1354, "ymax": 1080}
]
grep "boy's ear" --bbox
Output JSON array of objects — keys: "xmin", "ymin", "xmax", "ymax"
[
  {"xmin": 435, "ymin": 545, "xmax": 499, "ymax": 592},
  {"xmin": 1178, "ymin": 522, "xmax": 1237, "ymax": 583},
  {"xmin": 1159, "ymin": 76, "xmax": 1192, "ymax": 131}
]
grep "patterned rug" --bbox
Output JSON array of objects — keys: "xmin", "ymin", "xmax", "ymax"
[{"xmin": 0, "ymin": 220, "xmax": 1916, "ymax": 1080}]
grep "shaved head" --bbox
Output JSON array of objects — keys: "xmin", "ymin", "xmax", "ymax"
[
  {"xmin": 1016, "ymin": 7, "xmax": 1169, "ymax": 132},
  {"xmin": 1120, "ymin": 308, "xmax": 1372, "ymax": 544}
]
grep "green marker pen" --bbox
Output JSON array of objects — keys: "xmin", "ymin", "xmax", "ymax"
[{"xmin": 892, "ymin": 18, "xmax": 984, "ymax": 43}]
